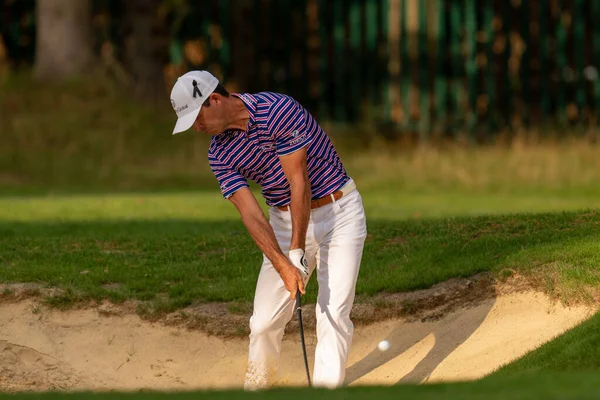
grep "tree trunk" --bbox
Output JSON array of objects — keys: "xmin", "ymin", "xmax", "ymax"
[
  {"xmin": 34, "ymin": 0, "xmax": 95, "ymax": 80},
  {"xmin": 230, "ymin": 0, "xmax": 258, "ymax": 92},
  {"xmin": 123, "ymin": 0, "xmax": 169, "ymax": 105}
]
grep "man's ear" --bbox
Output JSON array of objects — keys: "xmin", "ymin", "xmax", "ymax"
[
  {"xmin": 203, "ymin": 93, "xmax": 220, "ymax": 108},
  {"xmin": 210, "ymin": 93, "xmax": 221, "ymax": 106}
]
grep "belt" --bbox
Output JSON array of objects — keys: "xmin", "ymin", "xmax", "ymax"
[{"xmin": 276, "ymin": 180, "xmax": 356, "ymax": 211}]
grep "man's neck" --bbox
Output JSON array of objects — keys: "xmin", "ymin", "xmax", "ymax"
[{"xmin": 225, "ymin": 97, "xmax": 250, "ymax": 132}]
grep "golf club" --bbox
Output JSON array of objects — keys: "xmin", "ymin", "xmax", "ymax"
[{"xmin": 296, "ymin": 292, "xmax": 311, "ymax": 387}]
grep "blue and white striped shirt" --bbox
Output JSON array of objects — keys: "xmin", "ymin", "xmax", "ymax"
[{"xmin": 208, "ymin": 92, "xmax": 350, "ymax": 207}]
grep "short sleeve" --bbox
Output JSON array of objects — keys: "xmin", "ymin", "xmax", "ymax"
[
  {"xmin": 208, "ymin": 152, "xmax": 249, "ymax": 199},
  {"xmin": 269, "ymin": 96, "xmax": 312, "ymax": 156}
]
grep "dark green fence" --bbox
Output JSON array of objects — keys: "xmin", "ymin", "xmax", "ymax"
[{"xmin": 2, "ymin": 0, "xmax": 599, "ymax": 142}]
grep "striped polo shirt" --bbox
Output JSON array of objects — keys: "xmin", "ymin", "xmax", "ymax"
[{"xmin": 208, "ymin": 92, "xmax": 350, "ymax": 207}]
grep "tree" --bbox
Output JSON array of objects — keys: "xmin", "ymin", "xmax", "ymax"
[
  {"xmin": 34, "ymin": 0, "xmax": 95, "ymax": 80},
  {"xmin": 123, "ymin": 0, "xmax": 170, "ymax": 105}
]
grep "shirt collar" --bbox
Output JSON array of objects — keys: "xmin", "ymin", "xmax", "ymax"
[{"xmin": 232, "ymin": 93, "xmax": 256, "ymax": 135}]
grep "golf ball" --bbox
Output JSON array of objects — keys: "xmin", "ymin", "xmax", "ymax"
[{"xmin": 378, "ymin": 340, "xmax": 390, "ymax": 351}]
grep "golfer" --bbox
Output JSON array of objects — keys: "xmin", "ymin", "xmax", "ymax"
[{"xmin": 169, "ymin": 70, "xmax": 367, "ymax": 389}]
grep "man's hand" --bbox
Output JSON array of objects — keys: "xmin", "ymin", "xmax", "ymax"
[
  {"xmin": 278, "ymin": 260, "xmax": 306, "ymax": 300},
  {"xmin": 229, "ymin": 187, "xmax": 306, "ymax": 299},
  {"xmin": 289, "ymin": 248, "xmax": 309, "ymax": 279}
]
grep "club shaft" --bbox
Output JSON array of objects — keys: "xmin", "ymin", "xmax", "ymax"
[{"xmin": 296, "ymin": 294, "xmax": 311, "ymax": 386}]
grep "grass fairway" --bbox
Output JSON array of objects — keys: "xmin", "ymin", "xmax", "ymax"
[
  {"xmin": 2, "ymin": 191, "xmax": 600, "ymax": 312},
  {"xmin": 3, "ymin": 189, "xmax": 600, "ymax": 221},
  {"xmin": 4, "ymin": 76, "xmax": 600, "ymax": 397},
  {"xmin": 2, "ymin": 371, "xmax": 600, "ymax": 400}
]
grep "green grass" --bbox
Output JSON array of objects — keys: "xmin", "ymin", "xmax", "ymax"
[
  {"xmin": 3, "ymin": 190, "xmax": 600, "ymax": 221},
  {"xmin": 5, "ymin": 71, "xmax": 600, "ymax": 198},
  {"xmin": 2, "ymin": 371, "xmax": 600, "ymax": 399},
  {"xmin": 4, "ymin": 71, "xmax": 600, "ymax": 313},
  {"xmin": 0, "ymin": 72, "xmax": 214, "ymax": 193},
  {"xmin": 2, "ymin": 191, "xmax": 600, "ymax": 312},
  {"xmin": 4, "ymin": 75, "xmax": 600, "ymax": 398}
]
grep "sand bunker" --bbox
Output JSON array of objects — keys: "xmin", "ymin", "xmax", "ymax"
[{"xmin": 0, "ymin": 290, "xmax": 594, "ymax": 392}]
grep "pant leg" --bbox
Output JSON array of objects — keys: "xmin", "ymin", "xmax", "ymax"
[
  {"xmin": 312, "ymin": 190, "xmax": 367, "ymax": 389},
  {"xmin": 244, "ymin": 208, "xmax": 318, "ymax": 390},
  {"xmin": 244, "ymin": 253, "xmax": 295, "ymax": 390}
]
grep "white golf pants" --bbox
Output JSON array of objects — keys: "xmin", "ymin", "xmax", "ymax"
[{"xmin": 244, "ymin": 183, "xmax": 368, "ymax": 390}]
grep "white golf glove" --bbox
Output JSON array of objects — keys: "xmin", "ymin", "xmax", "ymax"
[{"xmin": 289, "ymin": 248, "xmax": 309, "ymax": 280}]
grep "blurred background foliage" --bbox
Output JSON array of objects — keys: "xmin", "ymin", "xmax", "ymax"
[
  {"xmin": 2, "ymin": 0, "xmax": 599, "ymax": 142},
  {"xmin": 1, "ymin": 0, "xmax": 599, "ymax": 193}
]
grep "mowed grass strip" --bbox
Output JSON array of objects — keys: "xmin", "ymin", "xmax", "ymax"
[
  {"xmin": 3, "ymin": 371, "xmax": 600, "ymax": 400},
  {"xmin": 2, "ymin": 193, "xmax": 600, "ymax": 312},
  {"xmin": 3, "ymin": 189, "xmax": 600, "ymax": 221}
]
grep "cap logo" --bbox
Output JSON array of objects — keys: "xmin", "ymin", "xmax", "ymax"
[
  {"xmin": 171, "ymin": 99, "xmax": 176, "ymax": 109},
  {"xmin": 192, "ymin": 80, "xmax": 202, "ymax": 98}
]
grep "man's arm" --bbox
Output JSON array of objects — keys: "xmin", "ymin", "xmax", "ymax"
[
  {"xmin": 268, "ymin": 95, "xmax": 313, "ymax": 279},
  {"xmin": 279, "ymin": 147, "xmax": 311, "ymax": 251},
  {"xmin": 228, "ymin": 187, "xmax": 305, "ymax": 297}
]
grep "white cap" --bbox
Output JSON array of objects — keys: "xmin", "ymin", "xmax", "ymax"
[{"xmin": 170, "ymin": 70, "xmax": 219, "ymax": 134}]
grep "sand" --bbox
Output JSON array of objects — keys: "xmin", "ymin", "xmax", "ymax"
[{"xmin": 0, "ymin": 290, "xmax": 595, "ymax": 392}]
